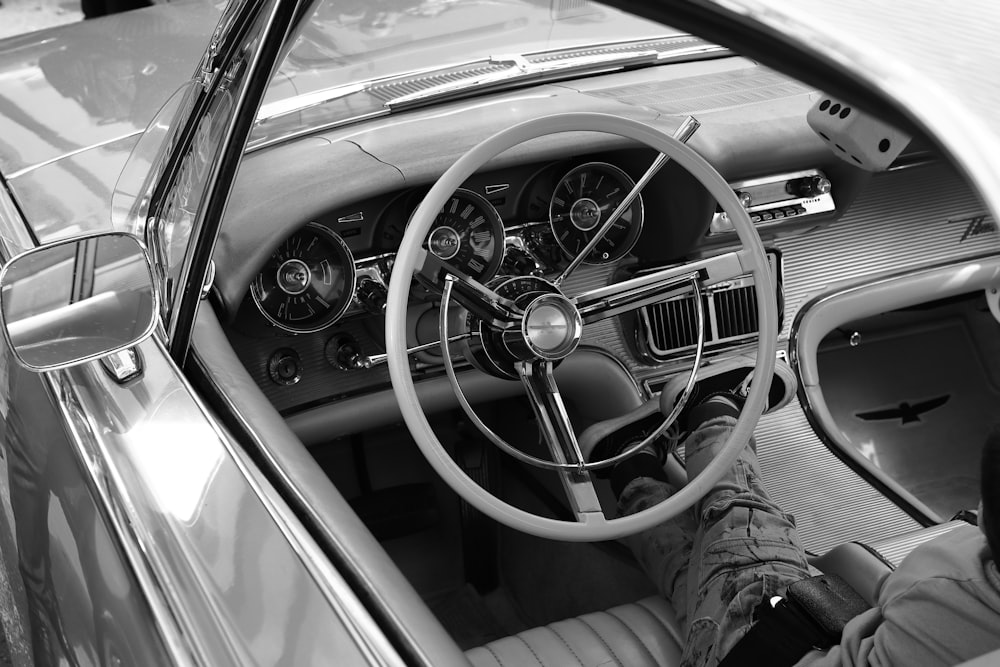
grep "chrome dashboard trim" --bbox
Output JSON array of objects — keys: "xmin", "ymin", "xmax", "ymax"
[
  {"xmin": 709, "ymin": 168, "xmax": 835, "ymax": 236},
  {"xmin": 635, "ymin": 248, "xmax": 782, "ymax": 361}
]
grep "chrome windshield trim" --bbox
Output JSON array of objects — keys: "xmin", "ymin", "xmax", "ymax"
[
  {"xmin": 382, "ymin": 51, "xmax": 657, "ymax": 109},
  {"xmin": 249, "ymin": 109, "xmax": 387, "ymax": 153},
  {"xmin": 253, "ymin": 35, "xmax": 727, "ymax": 135},
  {"xmin": 256, "ymin": 81, "xmax": 369, "ymax": 123}
]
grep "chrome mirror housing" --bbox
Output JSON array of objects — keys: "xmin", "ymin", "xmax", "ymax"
[{"xmin": 0, "ymin": 233, "xmax": 158, "ymax": 372}]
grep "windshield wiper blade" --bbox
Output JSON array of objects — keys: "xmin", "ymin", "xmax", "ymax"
[{"xmin": 383, "ymin": 50, "xmax": 660, "ymax": 111}]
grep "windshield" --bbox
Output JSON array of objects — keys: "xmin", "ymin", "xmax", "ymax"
[
  {"xmin": 252, "ymin": 0, "xmax": 684, "ymax": 144},
  {"xmin": 113, "ymin": 0, "xmax": 696, "ymax": 347}
]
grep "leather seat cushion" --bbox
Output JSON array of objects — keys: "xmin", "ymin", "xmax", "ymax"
[{"xmin": 466, "ymin": 596, "xmax": 683, "ymax": 667}]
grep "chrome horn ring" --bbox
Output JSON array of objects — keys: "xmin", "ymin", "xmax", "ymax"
[{"xmin": 438, "ymin": 274, "xmax": 708, "ymax": 472}]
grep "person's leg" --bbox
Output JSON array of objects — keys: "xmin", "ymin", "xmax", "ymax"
[
  {"xmin": 677, "ymin": 398, "xmax": 812, "ymax": 667},
  {"xmin": 617, "ymin": 465, "xmax": 698, "ymax": 630},
  {"xmin": 582, "ymin": 406, "xmax": 701, "ymax": 628}
]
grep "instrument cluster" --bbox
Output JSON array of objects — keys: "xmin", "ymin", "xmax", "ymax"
[{"xmin": 249, "ymin": 161, "xmax": 645, "ymax": 333}]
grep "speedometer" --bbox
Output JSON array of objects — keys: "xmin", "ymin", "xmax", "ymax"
[
  {"xmin": 549, "ymin": 162, "xmax": 643, "ymax": 264},
  {"xmin": 424, "ymin": 188, "xmax": 505, "ymax": 282},
  {"xmin": 251, "ymin": 223, "xmax": 356, "ymax": 333}
]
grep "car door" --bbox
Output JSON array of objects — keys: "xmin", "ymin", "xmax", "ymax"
[{"xmin": 0, "ymin": 0, "xmax": 409, "ymax": 665}]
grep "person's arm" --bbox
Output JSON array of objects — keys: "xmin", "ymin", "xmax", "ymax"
[{"xmin": 793, "ymin": 606, "xmax": 883, "ymax": 666}]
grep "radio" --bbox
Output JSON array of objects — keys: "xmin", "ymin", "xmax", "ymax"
[{"xmin": 709, "ymin": 168, "xmax": 836, "ymax": 235}]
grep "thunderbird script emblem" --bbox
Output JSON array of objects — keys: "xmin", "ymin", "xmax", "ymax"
[
  {"xmin": 950, "ymin": 214, "xmax": 996, "ymax": 242},
  {"xmin": 855, "ymin": 395, "xmax": 949, "ymax": 425}
]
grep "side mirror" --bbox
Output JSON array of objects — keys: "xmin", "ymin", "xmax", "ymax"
[{"xmin": 0, "ymin": 233, "xmax": 158, "ymax": 372}]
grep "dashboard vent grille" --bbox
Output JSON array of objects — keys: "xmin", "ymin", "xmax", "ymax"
[
  {"xmin": 637, "ymin": 251, "xmax": 780, "ymax": 360},
  {"xmin": 715, "ymin": 286, "xmax": 759, "ymax": 339},
  {"xmin": 645, "ymin": 295, "xmax": 713, "ymax": 351}
]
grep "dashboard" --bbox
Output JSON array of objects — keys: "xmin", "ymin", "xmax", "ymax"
[
  {"xmin": 242, "ymin": 155, "xmax": 658, "ymax": 336},
  {"xmin": 211, "ymin": 58, "xmax": 885, "ymax": 422},
  {"xmin": 228, "ymin": 151, "xmax": 695, "ymax": 405},
  {"xmin": 226, "ymin": 145, "xmax": 847, "ymax": 416}
]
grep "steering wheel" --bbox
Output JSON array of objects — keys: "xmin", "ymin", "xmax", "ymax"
[{"xmin": 386, "ymin": 113, "xmax": 777, "ymax": 541}]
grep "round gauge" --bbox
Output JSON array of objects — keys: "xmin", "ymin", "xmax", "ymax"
[
  {"xmin": 251, "ymin": 223, "xmax": 357, "ymax": 333},
  {"xmin": 423, "ymin": 188, "xmax": 505, "ymax": 282},
  {"xmin": 549, "ymin": 162, "xmax": 644, "ymax": 264}
]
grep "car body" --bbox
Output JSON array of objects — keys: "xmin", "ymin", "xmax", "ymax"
[{"xmin": 0, "ymin": 0, "xmax": 997, "ymax": 665}]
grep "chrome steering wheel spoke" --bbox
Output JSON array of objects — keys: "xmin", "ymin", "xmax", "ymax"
[
  {"xmin": 416, "ymin": 249, "xmax": 522, "ymax": 329},
  {"xmin": 516, "ymin": 359, "xmax": 586, "ymax": 466},
  {"xmin": 573, "ymin": 249, "xmax": 747, "ymax": 324},
  {"xmin": 516, "ymin": 359, "xmax": 605, "ymax": 521},
  {"xmin": 554, "ymin": 116, "xmax": 701, "ymax": 286}
]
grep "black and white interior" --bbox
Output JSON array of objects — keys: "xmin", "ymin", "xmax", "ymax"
[{"xmin": 192, "ymin": 28, "xmax": 997, "ymax": 660}]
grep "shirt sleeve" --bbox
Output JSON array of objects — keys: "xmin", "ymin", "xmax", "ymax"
[{"xmin": 793, "ymin": 606, "xmax": 883, "ymax": 667}]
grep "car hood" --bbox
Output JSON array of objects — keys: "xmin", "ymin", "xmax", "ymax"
[
  {"xmin": 0, "ymin": 0, "xmax": 672, "ymax": 243},
  {"xmin": 0, "ymin": 2, "xmax": 220, "ymax": 179}
]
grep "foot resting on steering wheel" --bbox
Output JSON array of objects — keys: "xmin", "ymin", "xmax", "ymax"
[
  {"xmin": 659, "ymin": 353, "xmax": 797, "ymax": 438},
  {"xmin": 578, "ymin": 354, "xmax": 795, "ymax": 495}
]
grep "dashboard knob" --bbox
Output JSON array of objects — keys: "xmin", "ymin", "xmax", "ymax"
[
  {"xmin": 326, "ymin": 335, "xmax": 366, "ymax": 370},
  {"xmin": 788, "ymin": 175, "xmax": 832, "ymax": 198},
  {"xmin": 810, "ymin": 175, "xmax": 832, "ymax": 195},
  {"xmin": 503, "ymin": 246, "xmax": 544, "ymax": 277},
  {"xmin": 356, "ymin": 278, "xmax": 388, "ymax": 315},
  {"xmin": 268, "ymin": 348, "xmax": 301, "ymax": 385}
]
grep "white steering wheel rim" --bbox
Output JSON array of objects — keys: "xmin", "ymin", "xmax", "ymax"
[{"xmin": 386, "ymin": 113, "xmax": 777, "ymax": 541}]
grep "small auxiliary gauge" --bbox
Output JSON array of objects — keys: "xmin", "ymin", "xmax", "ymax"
[{"xmin": 251, "ymin": 223, "xmax": 357, "ymax": 333}]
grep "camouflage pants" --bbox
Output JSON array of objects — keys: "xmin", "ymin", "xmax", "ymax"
[{"xmin": 620, "ymin": 415, "xmax": 814, "ymax": 667}]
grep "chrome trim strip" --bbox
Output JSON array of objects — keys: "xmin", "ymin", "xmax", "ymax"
[
  {"xmin": 187, "ymin": 360, "xmax": 404, "ymax": 667},
  {"xmin": 248, "ymin": 109, "xmax": 388, "ymax": 154},
  {"xmin": 46, "ymin": 359, "xmax": 204, "ymax": 666},
  {"xmin": 249, "ymin": 37, "xmax": 726, "ymax": 154},
  {"xmin": 869, "ymin": 520, "xmax": 968, "ymax": 567},
  {"xmin": 887, "ymin": 152, "xmax": 939, "ymax": 172},
  {"xmin": 6, "ymin": 130, "xmax": 144, "ymax": 180},
  {"xmin": 257, "ymin": 82, "xmax": 369, "ymax": 122},
  {"xmin": 51, "ymin": 334, "xmax": 395, "ymax": 665}
]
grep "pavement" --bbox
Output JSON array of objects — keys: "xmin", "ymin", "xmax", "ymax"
[{"xmin": 0, "ymin": 0, "xmax": 83, "ymax": 40}]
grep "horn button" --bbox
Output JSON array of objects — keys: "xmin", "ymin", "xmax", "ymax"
[
  {"xmin": 461, "ymin": 276, "xmax": 584, "ymax": 379},
  {"xmin": 521, "ymin": 294, "xmax": 582, "ymax": 360}
]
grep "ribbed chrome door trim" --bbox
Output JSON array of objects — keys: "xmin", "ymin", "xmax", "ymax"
[{"xmin": 869, "ymin": 520, "xmax": 968, "ymax": 567}]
